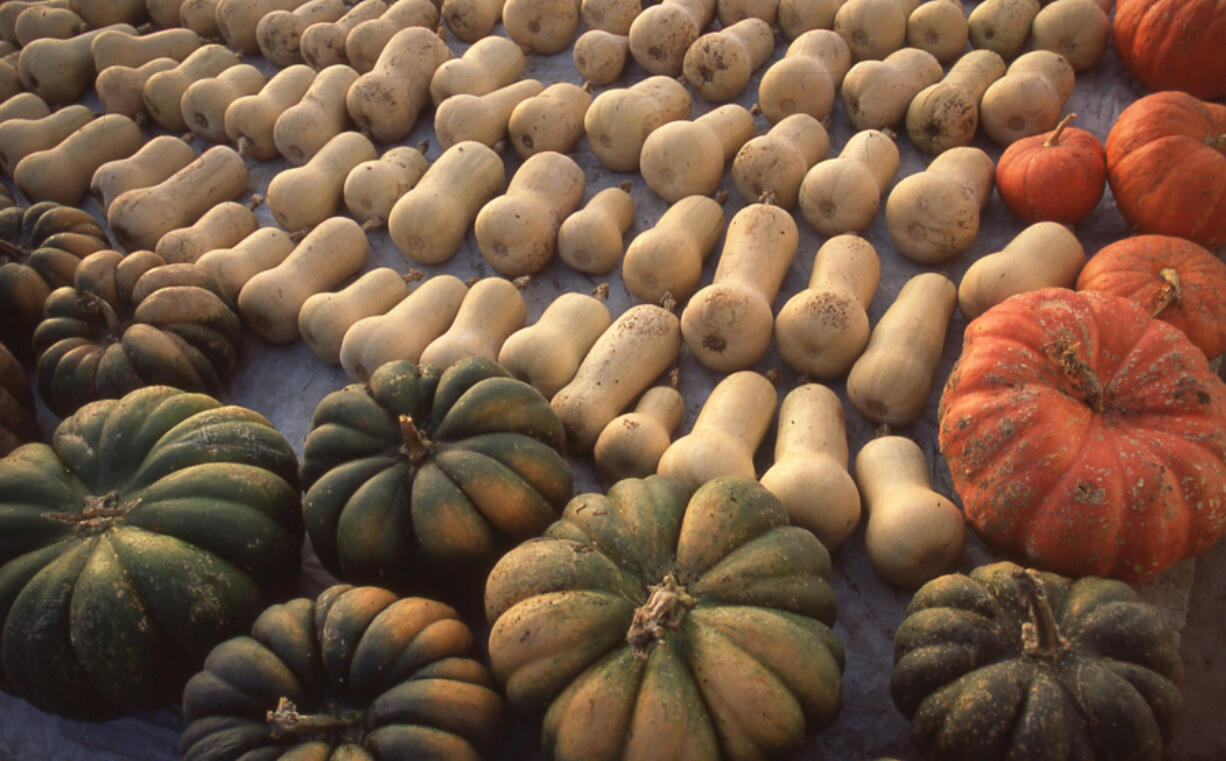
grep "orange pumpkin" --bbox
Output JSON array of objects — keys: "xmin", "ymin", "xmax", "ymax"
[
  {"xmin": 995, "ymin": 113, "xmax": 1106, "ymax": 225},
  {"xmin": 939, "ymin": 287, "xmax": 1226, "ymax": 584},
  {"xmin": 1105, "ymin": 91, "xmax": 1226, "ymax": 249},
  {"xmin": 1077, "ymin": 235, "xmax": 1226, "ymax": 359},
  {"xmin": 1114, "ymin": 0, "xmax": 1226, "ymax": 99}
]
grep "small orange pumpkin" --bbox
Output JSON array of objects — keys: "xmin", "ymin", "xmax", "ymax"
[
  {"xmin": 1105, "ymin": 91, "xmax": 1226, "ymax": 249},
  {"xmin": 1077, "ymin": 235, "xmax": 1226, "ymax": 359},
  {"xmin": 1114, "ymin": 0, "xmax": 1226, "ymax": 99},
  {"xmin": 995, "ymin": 113, "xmax": 1106, "ymax": 225}
]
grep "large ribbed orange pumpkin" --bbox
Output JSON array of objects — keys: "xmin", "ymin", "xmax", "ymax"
[
  {"xmin": 1114, "ymin": 0, "xmax": 1226, "ymax": 99},
  {"xmin": 938, "ymin": 288, "xmax": 1226, "ymax": 584}
]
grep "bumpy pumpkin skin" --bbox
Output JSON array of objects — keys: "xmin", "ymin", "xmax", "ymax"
[
  {"xmin": 1105, "ymin": 91, "xmax": 1226, "ymax": 249},
  {"xmin": 1113, "ymin": 0, "xmax": 1226, "ymax": 100},
  {"xmin": 300, "ymin": 357, "xmax": 572, "ymax": 598},
  {"xmin": 0, "ymin": 340, "xmax": 38, "ymax": 455},
  {"xmin": 938, "ymin": 288, "xmax": 1226, "ymax": 583},
  {"xmin": 32, "ymin": 249, "xmax": 243, "ymax": 418},
  {"xmin": 891, "ymin": 562, "xmax": 1183, "ymax": 761},
  {"xmin": 179, "ymin": 584, "xmax": 504, "ymax": 761},
  {"xmin": 1076, "ymin": 235, "xmax": 1226, "ymax": 360},
  {"xmin": 485, "ymin": 475, "xmax": 845, "ymax": 761},
  {"xmin": 0, "ymin": 200, "xmax": 109, "ymax": 363},
  {"xmin": 0, "ymin": 385, "xmax": 303, "ymax": 720}
]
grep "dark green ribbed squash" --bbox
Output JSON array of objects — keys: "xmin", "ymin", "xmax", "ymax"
[
  {"xmin": 0, "ymin": 385, "xmax": 303, "ymax": 720},
  {"xmin": 299, "ymin": 357, "xmax": 572, "ymax": 598},
  {"xmin": 890, "ymin": 561, "xmax": 1183, "ymax": 761},
  {"xmin": 179, "ymin": 584, "xmax": 504, "ymax": 761},
  {"xmin": 485, "ymin": 475, "xmax": 845, "ymax": 761},
  {"xmin": 0, "ymin": 339, "xmax": 38, "ymax": 455}
]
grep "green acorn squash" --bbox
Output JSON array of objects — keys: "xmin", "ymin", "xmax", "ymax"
[
  {"xmin": 179, "ymin": 584, "xmax": 504, "ymax": 761},
  {"xmin": 0, "ymin": 339, "xmax": 38, "ymax": 455},
  {"xmin": 485, "ymin": 475, "xmax": 845, "ymax": 761},
  {"xmin": 891, "ymin": 561, "xmax": 1183, "ymax": 761},
  {"xmin": 299, "ymin": 357, "xmax": 572, "ymax": 598},
  {"xmin": 0, "ymin": 385, "xmax": 303, "ymax": 720},
  {"xmin": 32, "ymin": 248, "xmax": 243, "ymax": 418}
]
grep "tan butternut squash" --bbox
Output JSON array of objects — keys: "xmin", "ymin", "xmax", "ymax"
[
  {"xmin": 497, "ymin": 292, "xmax": 612, "ymax": 398},
  {"xmin": 429, "ymin": 34, "xmax": 525, "ymax": 106},
  {"xmin": 572, "ymin": 30, "xmax": 629, "ymax": 87},
  {"xmin": 15, "ymin": 114, "xmax": 143, "ymax": 205},
  {"xmin": 840, "ymin": 47, "xmax": 943, "ymax": 131},
  {"xmin": 885, "ymin": 146, "xmax": 994, "ymax": 263},
  {"xmin": 557, "ymin": 183, "xmax": 635, "ymax": 275},
  {"xmin": 957, "ymin": 221, "xmax": 1085, "ymax": 320},
  {"xmin": 584, "ymin": 75, "xmax": 691, "ymax": 172},
  {"xmin": 343, "ymin": 144, "xmax": 429, "ymax": 227},
  {"xmin": 775, "ymin": 233, "xmax": 879, "ymax": 380},
  {"xmin": 0, "ymin": 104, "xmax": 95, "ymax": 177},
  {"xmin": 418, "ymin": 276, "xmax": 527, "ymax": 369},
  {"xmin": 95, "ymin": 58, "xmax": 177, "ymax": 119},
  {"xmin": 833, "ymin": 0, "xmax": 919, "ymax": 61},
  {"xmin": 68, "ymin": 0, "xmax": 147, "ymax": 26},
  {"xmin": 299, "ymin": 0, "xmax": 388, "ymax": 69},
  {"xmin": 845, "ymin": 271, "xmax": 956, "ymax": 426},
  {"xmin": 798, "ymin": 128, "xmax": 899, "ymax": 236},
  {"xmin": 298, "ymin": 266, "xmax": 410, "ymax": 364},
  {"xmin": 757, "ymin": 29, "xmax": 852, "ymax": 124},
  {"xmin": 732, "ymin": 113, "xmax": 830, "ymax": 209},
  {"xmin": 441, "ymin": 0, "xmax": 507, "ymax": 42},
  {"xmin": 906, "ymin": 0, "xmax": 967, "ymax": 63},
  {"xmin": 90, "ymin": 134, "xmax": 198, "ymax": 212},
  {"xmin": 657, "ymin": 370, "xmax": 777, "ymax": 493},
  {"xmin": 507, "ymin": 82, "xmax": 592, "ymax": 159},
  {"xmin": 342, "ymin": 0, "xmax": 438, "ymax": 73},
  {"xmin": 622, "ymin": 194, "xmax": 724, "ymax": 306},
  {"xmin": 143, "ymin": 43, "xmax": 242, "ymax": 132},
  {"xmin": 180, "ymin": 64, "xmax": 267, "ymax": 144},
  {"xmin": 388, "ymin": 140, "xmax": 505, "ymax": 265},
  {"xmin": 338, "ymin": 274, "xmax": 469, "ymax": 381},
  {"xmin": 1030, "ymin": 0, "xmax": 1109, "ymax": 73},
  {"xmin": 272, "ymin": 63, "xmax": 358, "ymax": 165},
  {"xmin": 581, "ymin": 0, "xmax": 639, "ymax": 34},
  {"xmin": 216, "ymin": 0, "xmax": 313, "ymax": 54},
  {"xmin": 181, "ymin": 0, "xmax": 223, "ymax": 38},
  {"xmin": 682, "ymin": 17, "xmax": 774, "ymax": 102},
  {"xmin": 267, "ymin": 130, "xmax": 377, "ymax": 232},
  {"xmin": 434, "ymin": 78, "xmax": 545, "ymax": 150},
  {"xmin": 148, "ymin": 0, "xmax": 184, "ymax": 28},
  {"xmin": 18, "ymin": 23, "xmax": 137, "ymax": 105},
  {"xmin": 0, "ymin": 92, "xmax": 50, "ymax": 124},
  {"xmin": 716, "ymin": 0, "xmax": 779, "ymax": 26},
  {"xmin": 256, "ymin": 0, "xmax": 348, "ymax": 66},
  {"xmin": 503, "ymin": 0, "xmax": 579, "ymax": 54},
  {"xmin": 777, "ymin": 0, "xmax": 843, "ymax": 40},
  {"xmin": 155, "ymin": 199, "xmax": 262, "ymax": 264},
  {"xmin": 0, "ymin": 61, "xmax": 16, "ymax": 105},
  {"xmin": 681, "ymin": 203, "xmax": 799, "ymax": 371},
  {"xmin": 854, "ymin": 434, "xmax": 965, "ymax": 588},
  {"xmin": 979, "ymin": 49, "xmax": 1075, "ymax": 146},
  {"xmin": 639, "ymin": 103, "xmax": 755, "ymax": 202},
  {"xmin": 225, "ymin": 64, "xmax": 318, "ymax": 160},
  {"xmin": 195, "ymin": 226, "xmax": 297, "ymax": 302},
  {"xmin": 346, "ymin": 25, "xmax": 451, "ymax": 143},
  {"xmin": 91, "ymin": 28, "xmax": 202, "ymax": 70},
  {"xmin": 1, "ymin": 2, "xmax": 69, "ymax": 44},
  {"xmin": 237, "ymin": 216, "xmax": 370, "ymax": 343},
  {"xmin": 550, "ymin": 303, "xmax": 683, "ymax": 452},
  {"xmin": 13, "ymin": 6, "xmax": 85, "ymax": 47},
  {"xmin": 593, "ymin": 385, "xmax": 685, "ymax": 481},
  {"xmin": 905, "ymin": 48, "xmax": 1006, "ymax": 154},
  {"xmin": 628, "ymin": 0, "xmax": 716, "ymax": 75},
  {"xmin": 968, "ymin": 0, "xmax": 1038, "ymax": 59},
  {"xmin": 761, "ymin": 383, "xmax": 861, "ymax": 549}
]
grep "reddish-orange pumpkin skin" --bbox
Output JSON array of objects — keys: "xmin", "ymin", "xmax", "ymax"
[
  {"xmin": 1114, "ymin": 0, "xmax": 1226, "ymax": 99},
  {"xmin": 996, "ymin": 119, "xmax": 1106, "ymax": 224},
  {"xmin": 1105, "ymin": 91, "xmax": 1226, "ymax": 249},
  {"xmin": 1077, "ymin": 235, "xmax": 1226, "ymax": 360},
  {"xmin": 938, "ymin": 288, "xmax": 1226, "ymax": 584}
]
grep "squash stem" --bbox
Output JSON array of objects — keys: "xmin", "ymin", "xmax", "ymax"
[
  {"xmin": 399, "ymin": 415, "xmax": 432, "ymax": 464},
  {"xmin": 1151, "ymin": 268, "xmax": 1182, "ymax": 319},
  {"xmin": 0, "ymin": 237, "xmax": 24, "ymax": 263},
  {"xmin": 1207, "ymin": 134, "xmax": 1226, "ymax": 156},
  {"xmin": 266, "ymin": 697, "xmax": 356, "ymax": 740},
  {"xmin": 80, "ymin": 292, "xmax": 124, "ymax": 338},
  {"xmin": 1044, "ymin": 113, "xmax": 1076, "ymax": 148},
  {"xmin": 626, "ymin": 573, "xmax": 695, "ymax": 657},
  {"xmin": 1014, "ymin": 568, "xmax": 1070, "ymax": 660},
  {"xmin": 1048, "ymin": 339, "xmax": 1104, "ymax": 413}
]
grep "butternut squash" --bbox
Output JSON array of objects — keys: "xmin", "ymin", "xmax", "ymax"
[
  {"xmin": 298, "ymin": 266, "xmax": 410, "ymax": 364},
  {"xmin": 181, "ymin": 0, "xmax": 224, "ymax": 38},
  {"xmin": 418, "ymin": 276, "xmax": 527, "ymax": 369},
  {"xmin": 550, "ymin": 303, "xmax": 683, "ymax": 452},
  {"xmin": 639, "ymin": 103, "xmax": 756, "ymax": 202},
  {"xmin": 732, "ymin": 113, "xmax": 830, "ymax": 209},
  {"xmin": 1, "ymin": 2, "xmax": 69, "ymax": 44},
  {"xmin": 90, "ymin": 134, "xmax": 198, "ymax": 212},
  {"xmin": 148, "ymin": 0, "xmax": 184, "ymax": 28},
  {"xmin": 682, "ymin": 17, "xmax": 774, "ymax": 103},
  {"xmin": 885, "ymin": 146, "xmax": 994, "ymax": 264},
  {"xmin": 155, "ymin": 199, "xmax": 262, "ymax": 264},
  {"xmin": 388, "ymin": 140, "xmax": 505, "ymax": 265},
  {"xmin": 180, "ymin": 64, "xmax": 267, "ymax": 144},
  {"xmin": 979, "ymin": 49, "xmax": 1075, "ymax": 146},
  {"xmin": 0, "ymin": 104, "xmax": 95, "ymax": 177},
  {"xmin": 195, "ymin": 226, "xmax": 297, "ymax": 302},
  {"xmin": 346, "ymin": 25, "xmax": 451, "ymax": 143},
  {"xmin": 18, "ymin": 23, "xmax": 137, "ymax": 105},
  {"xmin": 716, "ymin": 0, "xmax": 778, "ymax": 26},
  {"xmin": 778, "ymin": 0, "xmax": 842, "ymax": 40},
  {"xmin": 503, "ymin": 0, "xmax": 579, "ymax": 54},
  {"xmin": 342, "ymin": 0, "xmax": 439, "ymax": 73},
  {"xmin": 343, "ymin": 144, "xmax": 429, "ymax": 227},
  {"xmin": 429, "ymin": 34, "xmax": 525, "ymax": 106},
  {"xmin": 507, "ymin": 82, "xmax": 591, "ymax": 159},
  {"xmin": 91, "ymin": 28, "xmax": 202, "ymax": 70},
  {"xmin": 798, "ymin": 128, "xmax": 899, "ymax": 236},
  {"xmin": 760, "ymin": 383, "xmax": 861, "ymax": 549},
  {"xmin": 845, "ymin": 271, "xmax": 956, "ymax": 426},
  {"xmin": 572, "ymin": 29, "xmax": 629, "ymax": 87},
  {"xmin": 833, "ymin": 0, "xmax": 919, "ymax": 61},
  {"xmin": 957, "ymin": 221, "xmax": 1085, "ymax": 320},
  {"xmin": 224, "ymin": 64, "xmax": 318, "ymax": 160},
  {"xmin": 13, "ymin": 6, "xmax": 85, "ymax": 47},
  {"xmin": 237, "ymin": 216, "xmax": 370, "ymax": 344},
  {"xmin": 68, "ymin": 0, "xmax": 147, "ymax": 27},
  {"xmin": 338, "ymin": 274, "xmax": 469, "ymax": 381},
  {"xmin": 143, "ymin": 43, "xmax": 242, "ymax": 132},
  {"xmin": 854, "ymin": 434, "xmax": 965, "ymax": 588},
  {"xmin": 273, "ymin": 63, "xmax": 358, "ymax": 165},
  {"xmin": 433, "ymin": 78, "xmax": 544, "ymax": 150},
  {"xmin": 840, "ymin": 47, "xmax": 943, "ymax": 131},
  {"xmin": 497, "ymin": 292, "xmax": 612, "ymax": 398},
  {"xmin": 593, "ymin": 385, "xmax": 685, "ymax": 481},
  {"xmin": 622, "ymin": 194, "xmax": 725, "ymax": 306},
  {"xmin": 1030, "ymin": 0, "xmax": 1109, "ymax": 73},
  {"xmin": 267, "ymin": 130, "xmax": 377, "ymax": 232},
  {"xmin": 441, "ymin": 0, "xmax": 507, "ymax": 43},
  {"xmin": 905, "ymin": 48, "xmax": 1006, "ymax": 154},
  {"xmin": 657, "ymin": 370, "xmax": 777, "ymax": 493},
  {"xmin": 775, "ymin": 233, "xmax": 879, "ymax": 379},
  {"xmin": 584, "ymin": 75, "xmax": 690, "ymax": 172},
  {"xmin": 216, "ymin": 0, "xmax": 314, "ymax": 54},
  {"xmin": 96, "ymin": 58, "xmax": 178, "ymax": 119},
  {"xmin": 0, "ymin": 92, "xmax": 50, "ymax": 124},
  {"xmin": 15, "ymin": 114, "xmax": 143, "ymax": 205},
  {"xmin": 627, "ymin": 0, "xmax": 716, "ymax": 75},
  {"xmin": 557, "ymin": 183, "xmax": 635, "ymax": 275},
  {"xmin": 256, "ymin": 0, "xmax": 348, "ymax": 66},
  {"xmin": 299, "ymin": 0, "xmax": 389, "ymax": 70},
  {"xmin": 968, "ymin": 0, "xmax": 1037, "ymax": 59},
  {"xmin": 680, "ymin": 203, "xmax": 799, "ymax": 371},
  {"xmin": 475, "ymin": 150, "xmax": 586, "ymax": 276},
  {"xmin": 581, "ymin": 0, "xmax": 640, "ymax": 34},
  {"xmin": 906, "ymin": 0, "xmax": 967, "ymax": 63},
  {"xmin": 757, "ymin": 29, "xmax": 852, "ymax": 125}
]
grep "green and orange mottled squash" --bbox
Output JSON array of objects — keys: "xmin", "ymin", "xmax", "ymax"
[
  {"xmin": 485, "ymin": 475, "xmax": 844, "ymax": 761},
  {"xmin": 0, "ymin": 199, "xmax": 109, "ymax": 363},
  {"xmin": 299, "ymin": 357, "xmax": 572, "ymax": 598},
  {"xmin": 0, "ymin": 339, "xmax": 38, "ymax": 455},
  {"xmin": 938, "ymin": 287, "xmax": 1226, "ymax": 583},
  {"xmin": 32, "ymin": 249, "xmax": 242, "ymax": 418},
  {"xmin": 0, "ymin": 385, "xmax": 303, "ymax": 720},
  {"xmin": 891, "ymin": 562, "xmax": 1183, "ymax": 761},
  {"xmin": 179, "ymin": 584, "xmax": 504, "ymax": 761}
]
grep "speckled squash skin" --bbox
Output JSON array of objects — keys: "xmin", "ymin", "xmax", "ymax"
[
  {"xmin": 299, "ymin": 357, "xmax": 572, "ymax": 598},
  {"xmin": 485, "ymin": 475, "xmax": 845, "ymax": 761},
  {"xmin": 0, "ymin": 385, "xmax": 303, "ymax": 720},
  {"xmin": 32, "ymin": 250, "xmax": 243, "ymax": 418},
  {"xmin": 891, "ymin": 562, "xmax": 1184, "ymax": 761},
  {"xmin": 179, "ymin": 584, "xmax": 504, "ymax": 761},
  {"xmin": 938, "ymin": 288, "xmax": 1226, "ymax": 583}
]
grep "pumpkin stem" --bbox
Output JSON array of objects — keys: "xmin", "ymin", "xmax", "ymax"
[
  {"xmin": 79, "ymin": 291, "xmax": 124, "ymax": 338},
  {"xmin": 1044, "ymin": 113, "xmax": 1076, "ymax": 148},
  {"xmin": 266, "ymin": 697, "xmax": 357, "ymax": 740},
  {"xmin": 1151, "ymin": 267, "xmax": 1182, "ymax": 319},
  {"xmin": 0, "ymin": 237, "xmax": 24, "ymax": 264},
  {"xmin": 399, "ymin": 415, "xmax": 432, "ymax": 464},
  {"xmin": 1014, "ymin": 568, "xmax": 1070, "ymax": 660},
  {"xmin": 626, "ymin": 573, "xmax": 695, "ymax": 657},
  {"xmin": 1206, "ymin": 134, "xmax": 1226, "ymax": 155},
  {"xmin": 44, "ymin": 491, "xmax": 138, "ymax": 527},
  {"xmin": 1047, "ymin": 339, "xmax": 1104, "ymax": 413}
]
